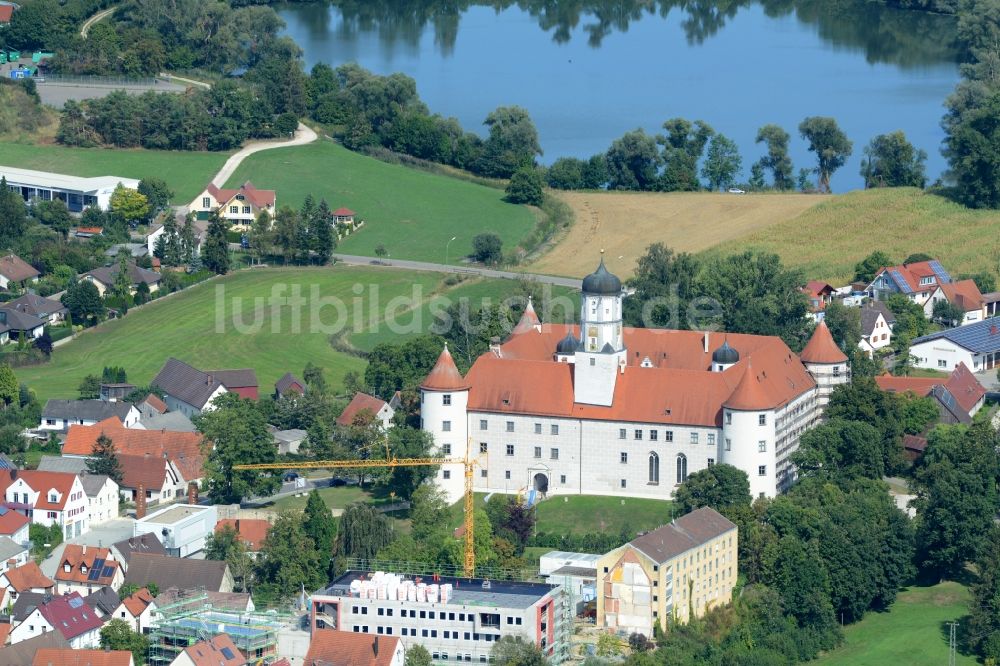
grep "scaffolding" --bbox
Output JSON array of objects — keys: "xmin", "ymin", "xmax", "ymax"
[
  {"xmin": 552, "ymin": 576, "xmax": 575, "ymax": 665},
  {"xmin": 147, "ymin": 590, "xmax": 286, "ymax": 666}
]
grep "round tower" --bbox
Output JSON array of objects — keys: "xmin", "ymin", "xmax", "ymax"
[
  {"xmin": 799, "ymin": 321, "xmax": 849, "ymax": 410},
  {"xmin": 579, "ymin": 253, "xmax": 624, "ymax": 353},
  {"xmin": 419, "ymin": 344, "xmax": 469, "ymax": 504},
  {"xmin": 721, "ymin": 360, "xmax": 777, "ymax": 500}
]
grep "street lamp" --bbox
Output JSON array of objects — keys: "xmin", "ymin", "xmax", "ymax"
[{"xmin": 445, "ymin": 236, "xmax": 457, "ymax": 265}]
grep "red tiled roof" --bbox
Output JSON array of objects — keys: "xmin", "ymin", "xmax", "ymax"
[
  {"xmin": 903, "ymin": 434, "xmax": 929, "ymax": 452},
  {"xmin": 140, "ymin": 394, "xmax": 167, "ymax": 414},
  {"xmin": 3, "ymin": 562, "xmax": 54, "ymax": 593},
  {"xmin": 723, "ymin": 362, "xmax": 774, "ymax": 411},
  {"xmin": 183, "ymin": 634, "xmax": 246, "ymax": 666},
  {"xmin": 872, "ymin": 260, "xmax": 943, "ymax": 294},
  {"xmin": 33, "ymin": 648, "xmax": 133, "ymax": 666},
  {"xmin": 0, "ymin": 6, "xmax": 13, "ymax": 23},
  {"xmin": 206, "ymin": 181, "xmax": 275, "ymax": 209},
  {"xmin": 305, "ymin": 629, "xmax": 400, "ymax": 666},
  {"xmin": 216, "ymin": 518, "xmax": 270, "ymax": 551},
  {"xmin": 0, "ymin": 622, "xmax": 10, "ymax": 645},
  {"xmin": 944, "ymin": 362, "xmax": 987, "ymax": 415},
  {"xmin": 511, "ymin": 300, "xmax": 541, "ymax": 335},
  {"xmin": 4, "ymin": 471, "xmax": 78, "ymax": 511},
  {"xmin": 333, "ymin": 207, "xmax": 355, "ymax": 216},
  {"xmin": 337, "ymin": 393, "xmax": 388, "ymax": 426},
  {"xmin": 63, "ymin": 419, "xmax": 204, "ymax": 482},
  {"xmin": 38, "ymin": 592, "xmax": 103, "ymax": 640},
  {"xmin": 420, "ymin": 345, "xmax": 469, "ymax": 391},
  {"xmin": 121, "ymin": 587, "xmax": 155, "ymax": 617},
  {"xmin": 875, "ymin": 374, "xmax": 939, "ymax": 396},
  {"xmin": 0, "ymin": 255, "xmax": 39, "ymax": 283},
  {"xmin": 56, "ymin": 545, "xmax": 119, "ymax": 586},
  {"xmin": 804, "ymin": 280, "xmax": 835, "ymax": 296},
  {"xmin": 940, "ymin": 279, "xmax": 984, "ymax": 312},
  {"xmin": 799, "ymin": 321, "xmax": 849, "ymax": 365},
  {"xmin": 0, "ymin": 508, "xmax": 29, "ymax": 536}
]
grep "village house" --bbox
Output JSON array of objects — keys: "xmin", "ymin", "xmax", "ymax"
[
  {"xmin": 876, "ymin": 362, "xmax": 987, "ymax": 425},
  {"xmin": 0, "ymin": 506, "xmax": 30, "ymax": 546},
  {"xmin": 40, "ymin": 399, "xmax": 140, "ymax": 431},
  {"xmin": 865, "ymin": 259, "xmax": 953, "ymax": 306},
  {"xmin": 170, "ymin": 633, "xmax": 246, "ymax": 666},
  {"xmin": 34, "ymin": 460, "xmax": 120, "ymax": 525},
  {"xmin": 0, "ymin": 255, "xmax": 39, "ymax": 291},
  {"xmin": 0, "ymin": 562, "xmax": 54, "ymax": 605},
  {"xmin": 117, "ymin": 453, "xmax": 189, "ymax": 506},
  {"xmin": 924, "ymin": 279, "xmax": 987, "ymax": 325},
  {"xmin": 909, "ymin": 317, "xmax": 1000, "ymax": 373},
  {"xmin": 83, "ymin": 586, "xmax": 122, "ymax": 619},
  {"xmin": 270, "ymin": 428, "xmax": 306, "ymax": 455},
  {"xmin": 0, "ymin": 537, "xmax": 30, "ymax": 575},
  {"xmin": 0, "ymin": 306, "xmax": 45, "ymax": 345},
  {"xmin": 151, "ymin": 358, "xmax": 257, "ymax": 417},
  {"xmin": 3, "ymin": 293, "xmax": 67, "ymax": 325},
  {"xmin": 304, "ymin": 630, "xmax": 404, "ymax": 666},
  {"xmin": 0, "ymin": 632, "xmax": 69, "ymax": 664},
  {"xmin": 274, "ymin": 372, "xmax": 306, "ymax": 399},
  {"xmin": 123, "ymin": 553, "xmax": 233, "ymax": 593},
  {"xmin": 0, "ymin": 470, "xmax": 89, "ymax": 540},
  {"xmin": 859, "ymin": 300, "xmax": 895, "ymax": 356},
  {"xmin": 337, "ymin": 392, "xmax": 399, "ymax": 430},
  {"xmin": 110, "ymin": 533, "xmax": 168, "ymax": 573},
  {"xmin": 215, "ymin": 519, "xmax": 270, "ymax": 557},
  {"xmin": 332, "ymin": 207, "xmax": 356, "ymax": 226},
  {"xmin": 8, "ymin": 592, "xmax": 103, "ymax": 649},
  {"xmin": 81, "ymin": 262, "xmax": 161, "ymax": 297},
  {"xmin": 188, "ymin": 181, "xmax": 276, "ymax": 229},
  {"xmin": 800, "ymin": 280, "xmax": 835, "ymax": 321},
  {"xmin": 53, "ymin": 545, "xmax": 123, "ymax": 596},
  {"xmin": 32, "ymin": 648, "xmax": 134, "ymax": 666},
  {"xmin": 110, "ymin": 587, "xmax": 156, "ymax": 633}
]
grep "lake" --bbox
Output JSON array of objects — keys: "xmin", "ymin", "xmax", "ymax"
[{"xmin": 277, "ymin": 0, "xmax": 961, "ymax": 192}]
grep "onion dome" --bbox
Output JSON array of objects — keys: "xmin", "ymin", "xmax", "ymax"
[
  {"xmin": 555, "ymin": 331, "xmax": 578, "ymax": 354},
  {"xmin": 419, "ymin": 344, "xmax": 469, "ymax": 391},
  {"xmin": 581, "ymin": 256, "xmax": 622, "ymax": 295},
  {"xmin": 800, "ymin": 321, "xmax": 848, "ymax": 365},
  {"xmin": 712, "ymin": 341, "xmax": 740, "ymax": 365}
]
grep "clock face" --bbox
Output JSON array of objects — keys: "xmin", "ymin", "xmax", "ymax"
[{"xmin": 588, "ymin": 326, "xmax": 598, "ymax": 338}]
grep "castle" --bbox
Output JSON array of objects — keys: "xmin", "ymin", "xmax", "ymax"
[{"xmin": 420, "ymin": 257, "xmax": 849, "ymax": 502}]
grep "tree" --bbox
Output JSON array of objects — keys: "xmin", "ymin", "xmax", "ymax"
[
  {"xmin": 312, "ymin": 199, "xmax": 335, "ymax": 265},
  {"xmin": 478, "ymin": 106, "xmax": 542, "ymax": 178},
  {"xmin": 275, "ymin": 112, "xmax": 299, "ymax": 136},
  {"xmin": 674, "ymin": 464, "xmax": 751, "ymax": 513},
  {"xmin": 405, "ymin": 645, "xmax": 433, "ymax": 666},
  {"xmin": 204, "ymin": 525, "xmax": 255, "ymax": 592},
  {"xmin": 472, "ymin": 233, "xmax": 503, "ymax": 265},
  {"xmin": 969, "ymin": 526, "xmax": 1000, "ymax": 659},
  {"xmin": 491, "ymin": 635, "xmax": 546, "ymax": 666},
  {"xmin": 505, "ymin": 167, "xmax": 544, "ymax": 206},
  {"xmin": 860, "ymin": 131, "xmax": 927, "ymax": 189},
  {"xmin": 78, "ymin": 374, "xmax": 102, "ymax": 400},
  {"xmin": 202, "ymin": 212, "xmax": 230, "ymax": 275},
  {"xmin": 942, "ymin": 85, "xmax": 1000, "ymax": 208},
  {"xmin": 111, "ymin": 251, "xmax": 133, "ymax": 300},
  {"xmin": 0, "ymin": 365, "xmax": 17, "ymax": 408},
  {"xmin": 702, "ymin": 133, "xmax": 742, "ymax": 190},
  {"xmin": 798, "ymin": 117, "xmax": 853, "ymax": 193},
  {"xmin": 109, "ymin": 184, "xmax": 149, "ymax": 224},
  {"xmin": 374, "ymin": 244, "xmax": 388, "ymax": 258},
  {"xmin": 255, "ymin": 512, "xmax": 325, "ymax": 599},
  {"xmin": 137, "ymin": 178, "xmax": 173, "ymax": 215},
  {"xmin": 62, "ymin": 280, "xmax": 105, "ymax": 325},
  {"xmin": 249, "ymin": 210, "xmax": 272, "ymax": 265},
  {"xmin": 932, "ymin": 298, "xmax": 966, "ymax": 326},
  {"xmin": 792, "ymin": 419, "xmax": 884, "ymax": 480},
  {"xmin": 100, "ymin": 619, "xmax": 149, "ymax": 665},
  {"xmin": 304, "ymin": 490, "xmax": 337, "ymax": 558},
  {"xmin": 658, "ymin": 118, "xmax": 714, "ymax": 192},
  {"xmin": 899, "ymin": 394, "xmax": 940, "ymax": 436},
  {"xmin": 957, "ymin": 271, "xmax": 997, "ymax": 293},
  {"xmin": 853, "ymin": 251, "xmax": 893, "ymax": 284},
  {"xmin": 749, "ymin": 162, "xmax": 766, "ymax": 190},
  {"xmin": 755, "ymin": 124, "xmax": 794, "ymax": 190},
  {"xmin": 34, "ymin": 329, "xmax": 53, "ymax": 357},
  {"xmin": 799, "ymin": 116, "xmax": 853, "ymax": 192},
  {"xmin": 336, "ymin": 503, "xmax": 393, "ymax": 560},
  {"xmin": 606, "ymin": 129, "xmax": 661, "ymax": 191},
  {"xmin": 546, "ymin": 157, "xmax": 586, "ymax": 190},
  {"xmin": 764, "ymin": 535, "xmax": 839, "ymax": 639},
  {"xmin": 0, "ymin": 177, "xmax": 27, "ymax": 241},
  {"xmin": 623, "ymin": 243, "xmax": 701, "ymax": 330},
  {"xmin": 826, "ymin": 377, "xmax": 905, "ymax": 475},
  {"xmin": 195, "ymin": 393, "xmax": 280, "ymax": 504},
  {"xmin": 823, "ymin": 301, "xmax": 861, "ymax": 352},
  {"xmin": 33, "ymin": 199, "xmax": 72, "ymax": 239},
  {"xmin": 86, "ymin": 433, "xmax": 123, "ymax": 483}
]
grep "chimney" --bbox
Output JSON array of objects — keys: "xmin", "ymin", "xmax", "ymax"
[
  {"xmin": 373, "ymin": 635, "xmax": 379, "ymax": 657},
  {"xmin": 82, "ymin": 545, "xmax": 86, "ymax": 555},
  {"xmin": 489, "ymin": 336, "xmax": 501, "ymax": 357},
  {"xmin": 136, "ymin": 484, "xmax": 147, "ymax": 519},
  {"xmin": 187, "ymin": 482, "xmax": 198, "ymax": 505},
  {"xmin": 703, "ymin": 331, "xmax": 709, "ymax": 353}
]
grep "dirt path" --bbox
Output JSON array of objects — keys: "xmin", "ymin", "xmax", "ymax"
[
  {"xmin": 210, "ymin": 123, "xmax": 319, "ymax": 188},
  {"xmin": 80, "ymin": 6, "xmax": 116, "ymax": 38}
]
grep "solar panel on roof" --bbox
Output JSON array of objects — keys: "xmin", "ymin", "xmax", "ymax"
[
  {"xmin": 68, "ymin": 596, "xmax": 84, "ymax": 608},
  {"xmin": 87, "ymin": 558, "xmax": 105, "ymax": 581},
  {"xmin": 102, "ymin": 566, "xmax": 115, "ymax": 578},
  {"xmin": 0, "ymin": 458, "xmax": 14, "ymax": 470},
  {"xmin": 221, "ymin": 647, "xmax": 235, "ymax": 660},
  {"xmin": 928, "ymin": 260, "xmax": 952, "ymax": 283},
  {"xmin": 889, "ymin": 270, "xmax": 913, "ymax": 294}
]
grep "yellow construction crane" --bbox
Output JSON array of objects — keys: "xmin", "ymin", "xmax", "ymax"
[{"xmin": 233, "ymin": 453, "xmax": 479, "ymax": 577}]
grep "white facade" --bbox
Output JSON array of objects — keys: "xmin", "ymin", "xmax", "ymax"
[
  {"xmin": 111, "ymin": 597, "xmax": 156, "ymax": 633},
  {"xmin": 5, "ymin": 475, "xmax": 89, "ymax": 540},
  {"xmin": 910, "ymin": 338, "xmax": 981, "ymax": 372},
  {"xmin": 860, "ymin": 313, "xmax": 893, "ymax": 356},
  {"xmin": 163, "ymin": 384, "xmax": 227, "ymax": 418},
  {"xmin": 421, "ymin": 384, "xmax": 470, "ymax": 503},
  {"xmin": 86, "ymin": 477, "xmax": 120, "ymax": 525},
  {"xmin": 134, "ymin": 504, "xmax": 217, "ymax": 557},
  {"xmin": 924, "ymin": 286, "xmax": 985, "ymax": 325},
  {"xmin": 1, "ymin": 166, "xmax": 139, "ymax": 213}
]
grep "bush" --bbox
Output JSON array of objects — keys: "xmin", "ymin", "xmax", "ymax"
[
  {"xmin": 504, "ymin": 167, "xmax": 544, "ymax": 206},
  {"xmin": 472, "ymin": 233, "xmax": 503, "ymax": 265}
]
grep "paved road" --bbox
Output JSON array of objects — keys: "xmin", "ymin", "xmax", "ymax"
[
  {"xmin": 159, "ymin": 72, "xmax": 210, "ymax": 90},
  {"xmin": 210, "ymin": 123, "xmax": 319, "ymax": 188},
  {"xmin": 35, "ymin": 79, "xmax": 187, "ymax": 107},
  {"xmin": 333, "ymin": 253, "xmax": 582, "ymax": 288},
  {"xmin": 80, "ymin": 6, "xmax": 116, "ymax": 37}
]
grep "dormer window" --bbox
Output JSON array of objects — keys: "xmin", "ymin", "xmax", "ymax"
[
  {"xmin": 81, "ymin": 564, "xmax": 87, "ymax": 574},
  {"xmin": 63, "ymin": 563, "xmax": 70, "ymax": 573},
  {"xmin": 919, "ymin": 276, "xmax": 934, "ymax": 285},
  {"xmin": 236, "ymin": 194, "xmax": 245, "ymax": 200},
  {"xmin": 49, "ymin": 493, "xmax": 58, "ymax": 503}
]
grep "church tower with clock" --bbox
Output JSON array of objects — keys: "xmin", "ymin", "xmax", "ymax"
[{"xmin": 573, "ymin": 253, "xmax": 627, "ymax": 406}]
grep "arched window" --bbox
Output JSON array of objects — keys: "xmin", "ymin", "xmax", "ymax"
[
  {"xmin": 676, "ymin": 453, "xmax": 688, "ymax": 484},
  {"xmin": 648, "ymin": 452, "xmax": 659, "ymax": 485}
]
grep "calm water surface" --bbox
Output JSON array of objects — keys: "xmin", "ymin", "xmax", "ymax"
[{"xmin": 278, "ymin": 1, "xmax": 961, "ymax": 191}]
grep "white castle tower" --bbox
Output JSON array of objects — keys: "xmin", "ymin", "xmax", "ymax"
[
  {"xmin": 574, "ymin": 254, "xmax": 626, "ymax": 406},
  {"xmin": 798, "ymin": 320, "xmax": 850, "ymax": 409},
  {"xmin": 419, "ymin": 344, "xmax": 469, "ymax": 503}
]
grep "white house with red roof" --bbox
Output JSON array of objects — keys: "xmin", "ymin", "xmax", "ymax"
[
  {"xmin": 111, "ymin": 587, "xmax": 156, "ymax": 633},
  {"xmin": 188, "ymin": 181, "xmax": 275, "ymax": 229},
  {"xmin": 8, "ymin": 591, "xmax": 103, "ymax": 648},
  {"xmin": 54, "ymin": 545, "xmax": 123, "ymax": 596},
  {"xmin": 420, "ymin": 258, "xmax": 849, "ymax": 502},
  {"xmin": 337, "ymin": 392, "xmax": 399, "ymax": 429},
  {"xmin": 924, "ymin": 279, "xmax": 987, "ymax": 325},
  {"xmin": 0, "ymin": 471, "xmax": 89, "ymax": 540},
  {"xmin": 865, "ymin": 259, "xmax": 954, "ymax": 306}
]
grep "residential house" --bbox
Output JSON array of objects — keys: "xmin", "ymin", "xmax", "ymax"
[
  {"xmin": 8, "ymin": 592, "xmax": 103, "ymax": 649},
  {"xmin": 81, "ymin": 262, "xmax": 161, "ymax": 297},
  {"xmin": 83, "ymin": 586, "xmax": 121, "ymax": 619},
  {"xmin": 0, "ymin": 6, "xmax": 14, "ymax": 25},
  {"xmin": 866, "ymin": 259, "xmax": 953, "ymax": 306},
  {"xmin": 207, "ymin": 369, "xmax": 258, "ymax": 400},
  {"xmin": 0, "ymin": 508, "xmax": 29, "ymax": 547},
  {"xmin": 53, "ymin": 545, "xmax": 123, "ymax": 595},
  {"xmin": 109, "ymin": 534, "xmax": 168, "ymax": 573},
  {"xmin": 0, "ymin": 308, "xmax": 44, "ymax": 345},
  {"xmin": 924, "ymin": 279, "xmax": 987, "ymax": 324},
  {"xmin": 801, "ymin": 280, "xmax": 835, "ymax": 321},
  {"xmin": 123, "ymin": 553, "xmax": 233, "ymax": 593},
  {"xmin": 170, "ymin": 633, "xmax": 246, "ymax": 666},
  {"xmin": 188, "ymin": 181, "xmax": 276, "ymax": 229},
  {"xmin": 8, "ymin": 593, "xmax": 47, "ymax": 628},
  {"xmin": 40, "ymin": 400, "xmax": 139, "ymax": 431},
  {"xmin": 34, "ymin": 458, "xmax": 86, "ymax": 476},
  {"xmin": 876, "ymin": 363, "xmax": 988, "ymax": 425},
  {"xmin": 274, "ymin": 373, "xmax": 305, "ymax": 399},
  {"xmin": 103, "ymin": 244, "xmax": 147, "ymax": 259},
  {"xmin": 110, "ymin": 587, "xmax": 155, "ymax": 634},
  {"xmin": 985, "ymin": 291, "xmax": 1000, "ymax": 318},
  {"xmin": 270, "ymin": 428, "xmax": 305, "ymax": 455},
  {"xmin": 337, "ymin": 392, "xmax": 399, "ymax": 429},
  {"xmin": 32, "ymin": 648, "xmax": 134, "ymax": 666},
  {"xmin": 150, "ymin": 358, "xmax": 231, "ymax": 417},
  {"xmin": 134, "ymin": 411, "xmax": 196, "ymax": 433},
  {"xmin": 0, "ymin": 631, "xmax": 69, "ymax": 666},
  {"xmin": 596, "ymin": 507, "xmax": 738, "ymax": 633},
  {"xmin": 0, "ymin": 538, "xmax": 29, "ymax": 576},
  {"xmin": 79, "ymin": 475, "xmax": 119, "ymax": 525},
  {"xmin": 909, "ymin": 317, "xmax": 1000, "ymax": 372},
  {"xmin": 0, "ymin": 563, "xmax": 54, "ymax": 605},
  {"xmin": 145, "ymin": 214, "xmax": 209, "ymax": 258},
  {"xmin": 304, "ymin": 631, "xmax": 404, "ymax": 666},
  {"xmin": 74, "ymin": 227, "xmax": 103, "ymax": 239},
  {"xmin": 1, "ymin": 471, "xmax": 89, "ymax": 540},
  {"xmin": 3, "ymin": 293, "xmax": 67, "ymax": 326},
  {"xmin": 332, "ymin": 207, "xmax": 356, "ymax": 226},
  {"xmin": 215, "ymin": 519, "xmax": 270, "ymax": 556},
  {"xmin": 859, "ymin": 300, "xmax": 895, "ymax": 356},
  {"xmin": 62, "ymin": 418, "xmax": 204, "ymax": 502},
  {"xmin": 136, "ymin": 394, "xmax": 167, "ymax": 419},
  {"xmin": 0, "ymin": 256, "xmax": 39, "ymax": 291}
]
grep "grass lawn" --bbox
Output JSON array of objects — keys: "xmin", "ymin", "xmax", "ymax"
[
  {"xmin": 528, "ymin": 190, "xmax": 828, "ymax": 279},
  {"xmin": 224, "ymin": 140, "xmax": 537, "ymax": 266},
  {"xmin": 534, "ymin": 495, "xmax": 676, "ymax": 536},
  {"xmin": 707, "ymin": 188, "xmax": 1000, "ymax": 284},
  {"xmin": 817, "ymin": 581, "xmax": 976, "ymax": 666},
  {"xmin": 17, "ymin": 265, "xmax": 440, "ymax": 402},
  {"xmin": 0, "ymin": 141, "xmax": 229, "ymax": 203}
]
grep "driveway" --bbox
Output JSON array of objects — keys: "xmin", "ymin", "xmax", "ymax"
[
  {"xmin": 332, "ymin": 253, "xmax": 582, "ymax": 289},
  {"xmin": 211, "ymin": 123, "xmax": 318, "ymax": 187}
]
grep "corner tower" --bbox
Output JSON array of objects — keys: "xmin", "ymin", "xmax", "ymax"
[
  {"xmin": 574, "ymin": 254, "xmax": 626, "ymax": 406},
  {"xmin": 799, "ymin": 321, "xmax": 849, "ymax": 409},
  {"xmin": 420, "ymin": 344, "xmax": 469, "ymax": 503}
]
